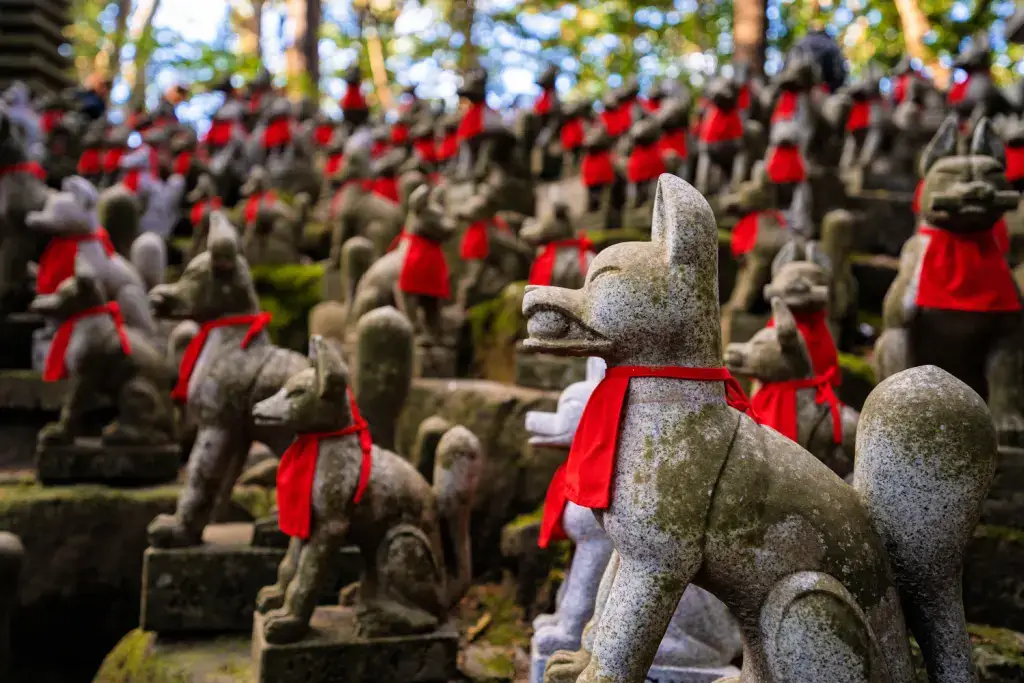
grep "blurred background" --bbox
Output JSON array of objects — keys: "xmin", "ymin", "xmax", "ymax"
[{"xmin": 67, "ymin": 0, "xmax": 1024, "ymax": 123}]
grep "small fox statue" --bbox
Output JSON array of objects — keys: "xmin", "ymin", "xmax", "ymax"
[{"xmin": 253, "ymin": 336, "xmax": 482, "ymax": 644}]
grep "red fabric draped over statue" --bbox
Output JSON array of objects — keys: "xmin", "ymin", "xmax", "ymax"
[
  {"xmin": 626, "ymin": 143, "xmax": 666, "ymax": 183},
  {"xmin": 263, "ymin": 118, "xmax": 292, "ymax": 148},
  {"xmin": 190, "ymin": 197, "xmax": 223, "ymax": 228},
  {"xmin": 172, "ymin": 313, "xmax": 272, "ymax": 403},
  {"xmin": 535, "ymin": 89, "xmax": 554, "ymax": 115},
  {"xmin": 765, "ymin": 145, "xmax": 806, "ymax": 184},
  {"xmin": 78, "ymin": 148, "xmax": 102, "ymax": 176},
  {"xmin": 560, "ymin": 365, "xmax": 759, "ymax": 510},
  {"xmin": 731, "ymin": 210, "xmax": 786, "ymax": 259},
  {"xmin": 765, "ymin": 309, "xmax": 840, "ymax": 382},
  {"xmin": 414, "ymin": 138, "xmax": 438, "ymax": 164},
  {"xmin": 372, "ymin": 176, "xmax": 400, "ymax": 204},
  {"xmin": 581, "ymin": 150, "xmax": 615, "ymax": 187},
  {"xmin": 914, "ymin": 224, "xmax": 1022, "ymax": 312},
  {"xmin": 102, "ymin": 148, "xmax": 125, "ymax": 175},
  {"xmin": 658, "ymin": 129, "xmax": 688, "ymax": 160},
  {"xmin": 43, "ymin": 302, "xmax": 131, "ymax": 382},
  {"xmin": 947, "ymin": 75, "xmax": 973, "ymax": 105},
  {"xmin": 277, "ymin": 390, "xmax": 374, "ymax": 540},
  {"xmin": 1006, "ymin": 145, "xmax": 1024, "ymax": 183},
  {"xmin": 204, "ymin": 120, "xmax": 235, "ymax": 148},
  {"xmin": 398, "ymin": 233, "xmax": 451, "ymax": 299},
  {"xmin": 772, "ymin": 90, "xmax": 800, "ymax": 123},
  {"xmin": 341, "ymin": 86, "xmax": 367, "ymax": 112},
  {"xmin": 173, "ymin": 151, "xmax": 194, "ymax": 176},
  {"xmin": 324, "ymin": 152, "xmax": 344, "ymax": 176},
  {"xmin": 560, "ymin": 118, "xmax": 585, "ymax": 151},
  {"xmin": 457, "ymin": 102, "xmax": 487, "ymax": 141},
  {"xmin": 315, "ymin": 124, "xmax": 335, "ymax": 146},
  {"xmin": 528, "ymin": 236, "xmax": 593, "ymax": 286},
  {"xmin": 698, "ymin": 106, "xmax": 743, "ymax": 143},
  {"xmin": 438, "ymin": 133, "xmax": 459, "ymax": 161},
  {"xmin": 750, "ymin": 367, "xmax": 843, "ymax": 444},
  {"xmin": 846, "ymin": 100, "xmax": 873, "ymax": 132},
  {"xmin": 36, "ymin": 228, "xmax": 116, "ymax": 295},
  {"xmin": 244, "ymin": 191, "xmax": 276, "ymax": 226}
]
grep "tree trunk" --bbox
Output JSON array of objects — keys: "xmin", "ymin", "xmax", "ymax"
[
  {"xmin": 238, "ymin": 0, "xmax": 265, "ymax": 63},
  {"xmin": 285, "ymin": 0, "xmax": 322, "ymax": 97},
  {"xmin": 128, "ymin": 0, "xmax": 163, "ymax": 111},
  {"xmin": 893, "ymin": 0, "xmax": 948, "ymax": 87},
  {"xmin": 733, "ymin": 0, "xmax": 768, "ymax": 75},
  {"xmin": 93, "ymin": 0, "xmax": 131, "ymax": 95},
  {"xmin": 365, "ymin": 17, "xmax": 393, "ymax": 110},
  {"xmin": 451, "ymin": 0, "xmax": 477, "ymax": 70}
]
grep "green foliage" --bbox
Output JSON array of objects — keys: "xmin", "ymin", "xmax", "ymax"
[
  {"xmin": 467, "ymin": 281, "xmax": 527, "ymax": 381},
  {"xmin": 251, "ymin": 263, "xmax": 325, "ymax": 351}
]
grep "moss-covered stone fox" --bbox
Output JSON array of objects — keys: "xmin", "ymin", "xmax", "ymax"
[
  {"xmin": 253, "ymin": 336, "xmax": 481, "ymax": 644},
  {"xmin": 146, "ymin": 213, "xmax": 309, "ymax": 548}
]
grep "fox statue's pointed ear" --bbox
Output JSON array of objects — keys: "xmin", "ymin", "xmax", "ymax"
[
  {"xmin": 805, "ymin": 241, "xmax": 833, "ymax": 276},
  {"xmin": 207, "ymin": 211, "xmax": 239, "ymax": 268},
  {"xmin": 651, "ymin": 174, "xmax": 718, "ymax": 272},
  {"xmin": 771, "ymin": 297, "xmax": 801, "ymax": 352},
  {"xmin": 970, "ymin": 117, "xmax": 1006, "ymax": 166},
  {"xmin": 920, "ymin": 116, "xmax": 959, "ymax": 177},
  {"xmin": 585, "ymin": 357, "xmax": 607, "ymax": 382},
  {"xmin": 771, "ymin": 239, "xmax": 801, "ymax": 277},
  {"xmin": 309, "ymin": 335, "xmax": 350, "ymax": 401}
]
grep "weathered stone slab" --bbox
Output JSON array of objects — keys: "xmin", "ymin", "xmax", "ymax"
[
  {"xmin": 141, "ymin": 523, "xmax": 362, "ymax": 635},
  {"xmin": 92, "ymin": 628, "xmax": 252, "ymax": 682},
  {"xmin": 36, "ymin": 439, "xmax": 180, "ymax": 487},
  {"xmin": 252, "ymin": 607, "xmax": 458, "ymax": 683},
  {"xmin": 515, "ymin": 345, "xmax": 586, "ymax": 391}
]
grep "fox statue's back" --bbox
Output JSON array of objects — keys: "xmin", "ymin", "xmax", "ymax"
[{"xmin": 524, "ymin": 174, "xmax": 995, "ymax": 683}]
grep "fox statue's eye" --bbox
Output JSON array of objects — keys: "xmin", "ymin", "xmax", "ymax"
[
  {"xmin": 286, "ymin": 387, "xmax": 306, "ymax": 399},
  {"xmin": 588, "ymin": 265, "xmax": 621, "ymax": 284}
]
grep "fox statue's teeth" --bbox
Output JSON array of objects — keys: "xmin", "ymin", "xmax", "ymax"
[{"xmin": 527, "ymin": 309, "xmax": 570, "ymax": 340}]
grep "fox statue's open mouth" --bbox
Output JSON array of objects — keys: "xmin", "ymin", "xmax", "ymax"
[{"xmin": 522, "ymin": 289, "xmax": 613, "ymax": 357}]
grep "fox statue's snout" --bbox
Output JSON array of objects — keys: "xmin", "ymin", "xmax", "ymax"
[{"xmin": 252, "ymin": 389, "xmax": 293, "ymax": 428}]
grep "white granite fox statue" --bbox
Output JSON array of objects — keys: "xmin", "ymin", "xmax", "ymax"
[{"xmin": 524, "ymin": 174, "xmax": 996, "ymax": 683}]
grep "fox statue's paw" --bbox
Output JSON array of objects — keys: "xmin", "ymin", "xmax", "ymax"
[
  {"xmin": 533, "ymin": 623, "xmax": 582, "ymax": 655},
  {"xmin": 38, "ymin": 422, "xmax": 74, "ymax": 447},
  {"xmin": 146, "ymin": 514, "xmax": 202, "ymax": 549},
  {"xmin": 543, "ymin": 648, "xmax": 591, "ymax": 683},
  {"xmin": 262, "ymin": 609, "xmax": 310, "ymax": 644},
  {"xmin": 532, "ymin": 613, "xmax": 559, "ymax": 630},
  {"xmin": 994, "ymin": 411, "xmax": 1024, "ymax": 448},
  {"xmin": 256, "ymin": 585, "xmax": 285, "ymax": 614}
]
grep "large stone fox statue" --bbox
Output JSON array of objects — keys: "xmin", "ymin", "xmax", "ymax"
[
  {"xmin": 523, "ymin": 174, "xmax": 995, "ymax": 683},
  {"xmin": 146, "ymin": 212, "xmax": 309, "ymax": 548}
]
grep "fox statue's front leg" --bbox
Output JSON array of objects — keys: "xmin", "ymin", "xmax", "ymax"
[
  {"xmin": 147, "ymin": 425, "xmax": 249, "ymax": 548},
  {"xmin": 39, "ymin": 376, "xmax": 91, "ymax": 445}
]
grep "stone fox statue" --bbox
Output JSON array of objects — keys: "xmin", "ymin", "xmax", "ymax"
[
  {"xmin": 29, "ymin": 256, "xmax": 176, "ymax": 446},
  {"xmin": 146, "ymin": 213, "xmax": 309, "ymax": 548},
  {"xmin": 253, "ymin": 336, "xmax": 481, "ymax": 644},
  {"xmin": 523, "ymin": 174, "xmax": 995, "ymax": 683},
  {"xmin": 875, "ymin": 116, "xmax": 1024, "ymax": 445},
  {"xmin": 725, "ymin": 297, "xmax": 859, "ymax": 478}
]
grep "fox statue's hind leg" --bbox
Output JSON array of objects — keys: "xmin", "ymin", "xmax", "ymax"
[
  {"xmin": 147, "ymin": 425, "xmax": 249, "ymax": 548},
  {"xmin": 256, "ymin": 537, "xmax": 301, "ymax": 613}
]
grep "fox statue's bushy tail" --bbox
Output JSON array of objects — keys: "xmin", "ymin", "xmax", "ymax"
[
  {"xmin": 431, "ymin": 425, "xmax": 483, "ymax": 607},
  {"xmin": 854, "ymin": 365, "xmax": 996, "ymax": 681}
]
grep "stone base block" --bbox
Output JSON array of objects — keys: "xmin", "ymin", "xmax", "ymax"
[
  {"xmin": 529, "ymin": 644, "xmax": 738, "ymax": 683},
  {"xmin": 414, "ymin": 343, "xmax": 456, "ymax": 379},
  {"xmin": 141, "ymin": 523, "xmax": 362, "ymax": 635},
  {"xmin": 964, "ymin": 525, "xmax": 1024, "ymax": 632},
  {"xmin": 515, "ymin": 345, "xmax": 587, "ymax": 391},
  {"xmin": 36, "ymin": 438, "xmax": 180, "ymax": 486},
  {"xmin": 252, "ymin": 606, "xmax": 458, "ymax": 683}
]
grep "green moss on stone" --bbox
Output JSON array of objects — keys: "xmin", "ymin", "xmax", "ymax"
[
  {"xmin": 475, "ymin": 579, "xmax": 529, "ymax": 648},
  {"xmin": 229, "ymin": 486, "xmax": 275, "ymax": 521},
  {"xmin": 479, "ymin": 651, "xmax": 516, "ymax": 678},
  {"xmin": 839, "ymin": 352, "xmax": 877, "ymax": 386},
  {"xmin": 94, "ymin": 628, "xmax": 252, "ymax": 682},
  {"xmin": 975, "ymin": 524, "xmax": 1024, "ymax": 545},
  {"xmin": 251, "ymin": 263, "xmax": 325, "ymax": 351}
]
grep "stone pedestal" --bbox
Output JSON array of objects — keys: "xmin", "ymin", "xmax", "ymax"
[
  {"xmin": 36, "ymin": 438, "xmax": 180, "ymax": 486},
  {"xmin": 141, "ymin": 523, "xmax": 362, "ymax": 634},
  {"xmin": 515, "ymin": 344, "xmax": 587, "ymax": 391},
  {"xmin": 413, "ymin": 342, "xmax": 456, "ymax": 379},
  {"xmin": 0, "ymin": 369, "xmax": 63, "ymax": 470},
  {"xmin": 529, "ymin": 644, "xmax": 738, "ymax": 683},
  {"xmin": 0, "ymin": 532, "xmax": 23, "ymax": 679},
  {"xmin": 252, "ymin": 607, "xmax": 458, "ymax": 683}
]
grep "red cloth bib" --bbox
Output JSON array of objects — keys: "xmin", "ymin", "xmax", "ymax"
[
  {"xmin": 414, "ymin": 138, "xmax": 437, "ymax": 164},
  {"xmin": 244, "ymin": 191, "xmax": 276, "ymax": 226},
  {"xmin": 172, "ymin": 151, "xmax": 194, "ymax": 176},
  {"xmin": 564, "ymin": 365, "xmax": 759, "ymax": 509},
  {"xmin": 535, "ymin": 89, "xmax": 554, "ymax": 115},
  {"xmin": 915, "ymin": 224, "xmax": 1022, "ymax": 312},
  {"xmin": 277, "ymin": 390, "xmax": 374, "ymax": 540},
  {"xmin": 581, "ymin": 150, "xmax": 615, "ymax": 187},
  {"xmin": 171, "ymin": 312, "xmax": 272, "ymax": 403},
  {"xmin": 438, "ymin": 133, "xmax": 459, "ymax": 161},
  {"xmin": 1006, "ymin": 145, "xmax": 1024, "ymax": 182},
  {"xmin": 102, "ymin": 148, "xmax": 125, "ymax": 174},
  {"xmin": 460, "ymin": 220, "xmax": 491, "ymax": 260},
  {"xmin": 892, "ymin": 74, "xmax": 910, "ymax": 105},
  {"xmin": 947, "ymin": 76, "xmax": 971, "ymax": 105},
  {"xmin": 37, "ymin": 228, "xmax": 116, "ymax": 295},
  {"xmin": 324, "ymin": 152, "xmax": 344, "ymax": 176},
  {"xmin": 600, "ymin": 106, "xmax": 632, "ymax": 137},
  {"xmin": 121, "ymin": 170, "xmax": 142, "ymax": 194},
  {"xmin": 341, "ymin": 86, "xmax": 367, "ymax": 112},
  {"xmin": 846, "ymin": 100, "xmax": 873, "ymax": 132},
  {"xmin": 43, "ymin": 302, "xmax": 131, "ymax": 381},
  {"xmin": 560, "ymin": 118, "xmax": 585, "ymax": 151},
  {"xmin": 263, "ymin": 118, "xmax": 292, "ymax": 149},
  {"xmin": 77, "ymin": 148, "xmax": 102, "ymax": 176},
  {"xmin": 538, "ymin": 461, "xmax": 569, "ymax": 547},
  {"xmin": 641, "ymin": 98, "xmax": 660, "ymax": 113},
  {"xmin": 190, "ymin": 197, "xmax": 223, "ymax": 228},
  {"xmin": 994, "ymin": 216, "xmax": 1010, "ymax": 256},
  {"xmin": 772, "ymin": 90, "xmax": 800, "ymax": 123},
  {"xmin": 391, "ymin": 123, "xmax": 409, "ymax": 146},
  {"xmin": 398, "ymin": 233, "xmax": 451, "ymax": 299},
  {"xmin": 372, "ymin": 176, "xmax": 400, "ymax": 204},
  {"xmin": 698, "ymin": 106, "xmax": 743, "ymax": 143},
  {"xmin": 766, "ymin": 145, "xmax": 806, "ymax": 184},
  {"xmin": 528, "ymin": 236, "xmax": 593, "ymax": 286},
  {"xmin": 457, "ymin": 102, "xmax": 487, "ymax": 141},
  {"xmin": 40, "ymin": 110, "xmax": 63, "ymax": 135},
  {"xmin": 371, "ymin": 140, "xmax": 389, "ymax": 159},
  {"xmin": 658, "ymin": 129, "xmax": 688, "ymax": 159},
  {"xmin": 204, "ymin": 120, "xmax": 235, "ymax": 148},
  {"xmin": 314, "ymin": 123, "xmax": 335, "ymax": 146},
  {"xmin": 0, "ymin": 161, "xmax": 45, "ymax": 180},
  {"xmin": 750, "ymin": 366, "xmax": 843, "ymax": 445},
  {"xmin": 912, "ymin": 179, "xmax": 924, "ymax": 214},
  {"xmin": 627, "ymin": 143, "xmax": 666, "ymax": 183},
  {"xmin": 738, "ymin": 84, "xmax": 752, "ymax": 111},
  {"xmin": 765, "ymin": 309, "xmax": 839, "ymax": 380},
  {"xmin": 731, "ymin": 210, "xmax": 786, "ymax": 259}
]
